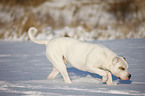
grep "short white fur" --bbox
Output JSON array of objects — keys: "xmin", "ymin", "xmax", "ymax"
[{"xmin": 28, "ymin": 27, "xmax": 131, "ymax": 85}]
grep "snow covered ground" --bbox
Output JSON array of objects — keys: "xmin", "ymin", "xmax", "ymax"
[{"xmin": 0, "ymin": 39, "xmax": 145, "ymax": 96}]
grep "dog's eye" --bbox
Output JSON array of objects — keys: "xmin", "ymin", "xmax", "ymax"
[{"xmin": 119, "ymin": 67, "xmax": 125, "ymax": 70}]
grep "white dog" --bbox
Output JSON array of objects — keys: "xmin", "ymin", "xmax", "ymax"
[{"xmin": 28, "ymin": 27, "xmax": 131, "ymax": 85}]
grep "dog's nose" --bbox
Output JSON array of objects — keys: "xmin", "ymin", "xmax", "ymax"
[
  {"xmin": 128, "ymin": 74, "xmax": 131, "ymax": 79},
  {"xmin": 118, "ymin": 77, "xmax": 121, "ymax": 79}
]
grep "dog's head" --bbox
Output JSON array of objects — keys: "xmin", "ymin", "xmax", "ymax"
[{"xmin": 110, "ymin": 56, "xmax": 131, "ymax": 80}]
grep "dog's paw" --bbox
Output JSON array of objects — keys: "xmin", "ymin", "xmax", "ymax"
[
  {"xmin": 47, "ymin": 75, "xmax": 56, "ymax": 80},
  {"xmin": 102, "ymin": 76, "xmax": 108, "ymax": 83},
  {"xmin": 47, "ymin": 76, "xmax": 53, "ymax": 80},
  {"xmin": 65, "ymin": 80, "xmax": 72, "ymax": 84},
  {"xmin": 106, "ymin": 81, "xmax": 114, "ymax": 85}
]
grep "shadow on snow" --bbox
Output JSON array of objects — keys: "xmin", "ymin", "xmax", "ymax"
[{"xmin": 67, "ymin": 67, "xmax": 132, "ymax": 84}]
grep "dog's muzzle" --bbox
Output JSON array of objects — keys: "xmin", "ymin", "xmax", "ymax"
[{"xmin": 118, "ymin": 74, "xmax": 131, "ymax": 80}]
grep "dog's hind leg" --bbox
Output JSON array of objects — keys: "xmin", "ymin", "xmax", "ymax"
[
  {"xmin": 47, "ymin": 67, "xmax": 59, "ymax": 80},
  {"xmin": 53, "ymin": 62, "xmax": 72, "ymax": 83},
  {"xmin": 47, "ymin": 55, "xmax": 72, "ymax": 83},
  {"xmin": 59, "ymin": 66, "xmax": 72, "ymax": 84}
]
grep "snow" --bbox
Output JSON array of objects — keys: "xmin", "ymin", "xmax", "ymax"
[{"xmin": 0, "ymin": 39, "xmax": 145, "ymax": 96}]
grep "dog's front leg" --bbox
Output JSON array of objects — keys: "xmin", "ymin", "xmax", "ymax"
[
  {"xmin": 102, "ymin": 75, "xmax": 108, "ymax": 83},
  {"xmin": 106, "ymin": 71, "xmax": 114, "ymax": 85},
  {"xmin": 87, "ymin": 67, "xmax": 108, "ymax": 82}
]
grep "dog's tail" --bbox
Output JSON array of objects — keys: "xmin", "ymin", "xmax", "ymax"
[{"xmin": 28, "ymin": 27, "xmax": 47, "ymax": 45}]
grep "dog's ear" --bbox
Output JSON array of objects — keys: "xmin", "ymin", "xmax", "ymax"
[
  {"xmin": 120, "ymin": 56, "xmax": 128, "ymax": 68},
  {"xmin": 120, "ymin": 55, "xmax": 126, "ymax": 61},
  {"xmin": 121, "ymin": 56, "xmax": 126, "ymax": 61},
  {"xmin": 112, "ymin": 57, "xmax": 120, "ymax": 66}
]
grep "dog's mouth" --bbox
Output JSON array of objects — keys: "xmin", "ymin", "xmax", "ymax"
[{"xmin": 117, "ymin": 74, "xmax": 131, "ymax": 80}]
